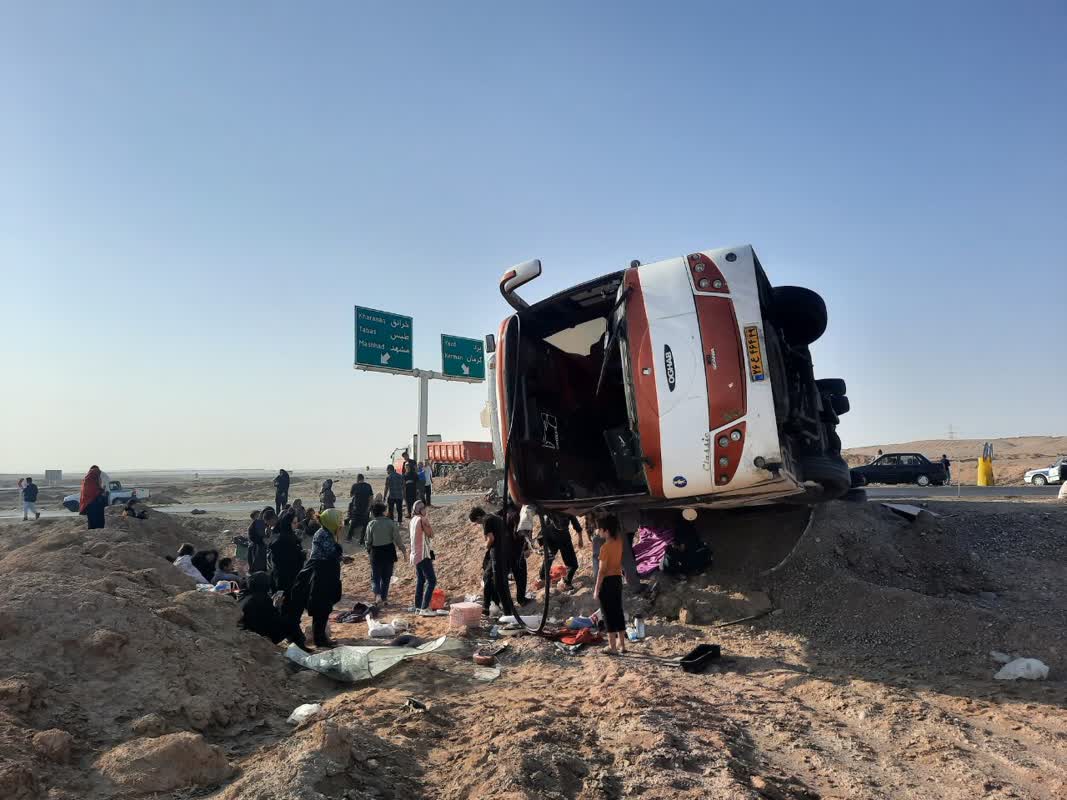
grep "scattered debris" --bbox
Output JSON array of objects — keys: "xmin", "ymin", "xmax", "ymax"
[
  {"xmin": 286, "ymin": 703, "xmax": 324, "ymax": 725},
  {"xmin": 880, "ymin": 502, "xmax": 940, "ymax": 523},
  {"xmin": 285, "ymin": 636, "xmax": 466, "ymax": 683},
  {"xmin": 472, "ymin": 665, "xmax": 501, "ymax": 682},
  {"xmin": 993, "ymin": 657, "xmax": 1050, "ymax": 681},
  {"xmin": 404, "ymin": 697, "xmax": 427, "ymax": 712}
]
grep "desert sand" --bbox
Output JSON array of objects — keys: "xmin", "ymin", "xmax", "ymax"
[{"xmin": 1, "ymin": 489, "xmax": 1064, "ymax": 799}]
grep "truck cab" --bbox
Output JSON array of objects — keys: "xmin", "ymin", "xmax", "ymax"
[
  {"xmin": 494, "ymin": 245, "xmax": 850, "ymax": 514},
  {"xmin": 62, "ymin": 479, "xmax": 150, "ymax": 512}
]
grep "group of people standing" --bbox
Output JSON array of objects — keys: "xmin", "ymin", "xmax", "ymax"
[
  {"xmin": 470, "ymin": 504, "xmax": 633, "ymax": 654},
  {"xmin": 382, "ymin": 453, "xmax": 433, "ymax": 524},
  {"xmin": 236, "ymin": 463, "xmax": 443, "ymax": 650}
]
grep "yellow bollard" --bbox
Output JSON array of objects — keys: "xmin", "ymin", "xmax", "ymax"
[{"xmin": 976, "ymin": 442, "xmax": 995, "ymax": 486}]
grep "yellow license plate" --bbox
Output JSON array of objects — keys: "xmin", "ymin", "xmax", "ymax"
[{"xmin": 744, "ymin": 325, "xmax": 766, "ymax": 382}]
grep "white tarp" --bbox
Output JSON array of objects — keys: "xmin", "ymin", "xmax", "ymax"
[{"xmin": 285, "ymin": 636, "xmax": 466, "ymax": 683}]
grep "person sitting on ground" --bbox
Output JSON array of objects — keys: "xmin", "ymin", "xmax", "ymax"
[
  {"xmin": 239, "ymin": 572, "xmax": 289, "ymax": 645},
  {"xmin": 364, "ymin": 502, "xmax": 407, "ymax": 605},
  {"xmin": 213, "ymin": 557, "xmax": 241, "ymax": 584},
  {"xmin": 304, "ymin": 508, "xmax": 321, "ymax": 538},
  {"xmin": 660, "ymin": 515, "xmax": 713, "ymax": 576},
  {"xmin": 292, "ymin": 498, "xmax": 307, "ymax": 525},
  {"xmin": 286, "ymin": 508, "xmax": 344, "ymax": 648},
  {"xmin": 470, "ymin": 506, "xmax": 507, "ymax": 617},
  {"xmin": 268, "ymin": 510, "xmax": 305, "ymax": 594},
  {"xmin": 410, "ymin": 500, "xmax": 436, "ymax": 615},
  {"xmin": 192, "ymin": 549, "xmax": 219, "ymax": 584},
  {"xmin": 173, "ymin": 543, "xmax": 210, "ymax": 584},
  {"xmin": 122, "ymin": 498, "xmax": 147, "ymax": 519},
  {"xmin": 593, "ymin": 513, "xmax": 627, "ymax": 655},
  {"xmin": 319, "ymin": 479, "xmax": 336, "ymax": 511}
]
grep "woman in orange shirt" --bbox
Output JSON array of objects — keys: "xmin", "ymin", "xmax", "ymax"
[{"xmin": 593, "ymin": 513, "xmax": 627, "ymax": 655}]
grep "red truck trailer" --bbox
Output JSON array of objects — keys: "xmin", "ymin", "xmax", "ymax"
[{"xmin": 428, "ymin": 441, "xmax": 494, "ymax": 476}]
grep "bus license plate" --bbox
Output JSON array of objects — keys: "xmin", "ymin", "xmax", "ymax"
[{"xmin": 744, "ymin": 325, "xmax": 766, "ymax": 382}]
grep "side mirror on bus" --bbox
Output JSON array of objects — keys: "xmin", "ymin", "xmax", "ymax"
[{"xmin": 499, "ymin": 259, "xmax": 542, "ymax": 311}]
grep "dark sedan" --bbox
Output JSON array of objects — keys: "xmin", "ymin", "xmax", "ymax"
[{"xmin": 851, "ymin": 453, "xmax": 947, "ymax": 487}]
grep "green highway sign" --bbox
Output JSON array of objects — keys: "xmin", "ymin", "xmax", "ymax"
[
  {"xmin": 354, "ymin": 306, "xmax": 413, "ymax": 373},
  {"xmin": 440, "ymin": 334, "xmax": 485, "ymax": 381}
]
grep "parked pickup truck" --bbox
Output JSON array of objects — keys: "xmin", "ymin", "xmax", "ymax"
[
  {"xmin": 850, "ymin": 453, "xmax": 947, "ymax": 487},
  {"xmin": 62, "ymin": 480, "xmax": 151, "ymax": 512},
  {"xmin": 1024, "ymin": 458, "xmax": 1067, "ymax": 486}
]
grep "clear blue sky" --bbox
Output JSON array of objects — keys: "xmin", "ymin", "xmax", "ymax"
[{"xmin": 2, "ymin": 1, "xmax": 1064, "ymax": 471}]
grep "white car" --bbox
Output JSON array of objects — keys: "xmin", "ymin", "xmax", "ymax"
[
  {"xmin": 493, "ymin": 244, "xmax": 850, "ymax": 515},
  {"xmin": 1024, "ymin": 458, "xmax": 1066, "ymax": 486}
]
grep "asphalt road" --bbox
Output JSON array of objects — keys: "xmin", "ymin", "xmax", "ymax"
[
  {"xmin": 0, "ymin": 492, "xmax": 479, "ymax": 520},
  {"xmin": 864, "ymin": 485, "xmax": 1060, "ymax": 499},
  {"xmin": 2, "ymin": 485, "xmax": 1058, "ymax": 521}
]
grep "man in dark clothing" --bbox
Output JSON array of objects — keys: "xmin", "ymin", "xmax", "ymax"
[
  {"xmin": 268, "ymin": 511, "xmax": 305, "ymax": 593},
  {"xmin": 383, "ymin": 465, "xmax": 405, "ymax": 523},
  {"xmin": 402, "ymin": 460, "xmax": 418, "ymax": 516},
  {"xmin": 21, "ymin": 478, "xmax": 40, "ymax": 521},
  {"xmin": 470, "ymin": 506, "xmax": 509, "ymax": 615},
  {"xmin": 940, "ymin": 454, "xmax": 952, "ymax": 483},
  {"xmin": 347, "ymin": 475, "xmax": 374, "ymax": 543},
  {"xmin": 541, "ymin": 511, "xmax": 582, "ymax": 589},
  {"xmin": 273, "ymin": 469, "xmax": 291, "ymax": 514}
]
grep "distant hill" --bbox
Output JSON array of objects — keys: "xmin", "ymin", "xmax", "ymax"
[{"xmin": 842, "ymin": 436, "xmax": 1067, "ymax": 485}]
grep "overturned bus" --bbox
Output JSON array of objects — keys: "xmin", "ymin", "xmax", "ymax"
[{"xmin": 493, "ymin": 244, "xmax": 850, "ymax": 516}]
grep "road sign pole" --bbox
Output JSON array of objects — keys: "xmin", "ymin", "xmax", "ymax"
[{"xmin": 416, "ymin": 372, "xmax": 429, "ymax": 463}]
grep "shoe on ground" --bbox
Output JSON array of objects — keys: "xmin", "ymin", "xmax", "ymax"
[{"xmin": 314, "ymin": 638, "xmax": 338, "ymax": 649}]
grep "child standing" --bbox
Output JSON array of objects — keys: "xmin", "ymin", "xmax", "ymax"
[{"xmin": 593, "ymin": 513, "xmax": 627, "ymax": 655}]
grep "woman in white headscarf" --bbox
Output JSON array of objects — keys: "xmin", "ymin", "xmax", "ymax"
[{"xmin": 409, "ymin": 500, "xmax": 436, "ymax": 615}]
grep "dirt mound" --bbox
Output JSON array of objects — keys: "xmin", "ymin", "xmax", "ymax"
[
  {"xmin": 433, "ymin": 462, "xmax": 502, "ymax": 493},
  {"xmin": 762, "ymin": 501, "xmax": 1067, "ymax": 669},
  {"xmin": 0, "ymin": 508, "xmax": 301, "ymax": 798},
  {"xmin": 96, "ymin": 732, "xmax": 233, "ymax": 793}
]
